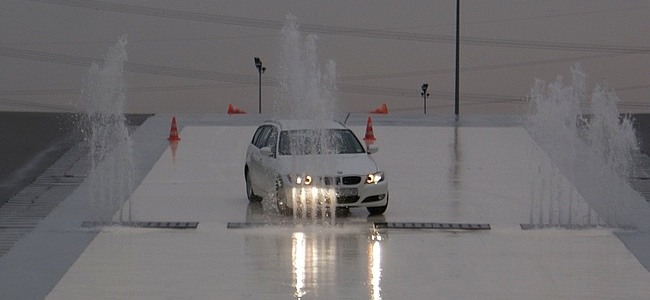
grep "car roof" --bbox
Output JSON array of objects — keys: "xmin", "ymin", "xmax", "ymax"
[{"xmin": 264, "ymin": 119, "xmax": 347, "ymax": 131}]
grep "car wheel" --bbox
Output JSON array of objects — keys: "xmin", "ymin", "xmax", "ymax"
[
  {"xmin": 275, "ymin": 178, "xmax": 291, "ymax": 216},
  {"xmin": 246, "ymin": 201, "xmax": 264, "ymax": 222},
  {"xmin": 245, "ymin": 170, "xmax": 262, "ymax": 202},
  {"xmin": 367, "ymin": 193, "xmax": 388, "ymax": 215}
]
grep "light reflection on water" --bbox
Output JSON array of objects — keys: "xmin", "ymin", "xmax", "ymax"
[
  {"xmin": 247, "ymin": 17, "xmax": 384, "ymax": 297},
  {"xmin": 368, "ymin": 232, "xmax": 383, "ymax": 300},
  {"xmin": 245, "ymin": 225, "xmax": 385, "ymax": 299},
  {"xmin": 292, "ymin": 232, "xmax": 307, "ymax": 298},
  {"xmin": 291, "ymin": 186, "xmax": 338, "ymax": 221}
]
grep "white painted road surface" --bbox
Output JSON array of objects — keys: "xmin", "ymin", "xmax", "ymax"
[{"xmin": 3, "ymin": 114, "xmax": 650, "ymax": 299}]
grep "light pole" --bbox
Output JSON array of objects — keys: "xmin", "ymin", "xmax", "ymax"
[
  {"xmin": 421, "ymin": 83, "xmax": 430, "ymax": 115},
  {"xmin": 454, "ymin": 0, "xmax": 460, "ymax": 119},
  {"xmin": 254, "ymin": 57, "xmax": 265, "ymax": 114}
]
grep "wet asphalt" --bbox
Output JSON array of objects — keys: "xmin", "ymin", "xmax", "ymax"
[
  {"xmin": 0, "ymin": 112, "xmax": 151, "ymax": 205},
  {"xmin": 1, "ymin": 112, "xmax": 649, "ymax": 206}
]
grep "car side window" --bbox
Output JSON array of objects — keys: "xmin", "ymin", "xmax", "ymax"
[
  {"xmin": 251, "ymin": 126, "xmax": 265, "ymax": 146},
  {"xmin": 253, "ymin": 126, "xmax": 271, "ymax": 148},
  {"xmin": 266, "ymin": 127, "xmax": 278, "ymax": 155}
]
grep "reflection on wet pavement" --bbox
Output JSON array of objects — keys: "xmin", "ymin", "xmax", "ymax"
[{"xmin": 243, "ymin": 220, "xmax": 386, "ymax": 299}]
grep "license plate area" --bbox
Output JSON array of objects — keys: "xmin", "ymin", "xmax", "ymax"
[{"xmin": 336, "ymin": 188, "xmax": 358, "ymax": 197}]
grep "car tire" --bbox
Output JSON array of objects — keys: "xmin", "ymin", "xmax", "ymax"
[
  {"xmin": 275, "ymin": 178, "xmax": 292, "ymax": 216},
  {"xmin": 367, "ymin": 193, "xmax": 388, "ymax": 215},
  {"xmin": 245, "ymin": 170, "xmax": 262, "ymax": 202}
]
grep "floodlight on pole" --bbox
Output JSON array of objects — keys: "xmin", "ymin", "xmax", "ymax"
[
  {"xmin": 421, "ymin": 83, "xmax": 429, "ymax": 115},
  {"xmin": 454, "ymin": 0, "xmax": 460, "ymax": 119},
  {"xmin": 254, "ymin": 57, "xmax": 266, "ymax": 114}
]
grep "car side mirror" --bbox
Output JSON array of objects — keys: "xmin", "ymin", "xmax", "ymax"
[
  {"xmin": 367, "ymin": 145, "xmax": 378, "ymax": 154},
  {"xmin": 260, "ymin": 146, "xmax": 274, "ymax": 157}
]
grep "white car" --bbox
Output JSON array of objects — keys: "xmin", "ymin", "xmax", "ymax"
[{"xmin": 244, "ymin": 119, "xmax": 388, "ymax": 215}]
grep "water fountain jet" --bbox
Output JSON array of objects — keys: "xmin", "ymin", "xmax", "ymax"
[
  {"xmin": 79, "ymin": 36, "xmax": 135, "ymax": 223},
  {"xmin": 526, "ymin": 64, "xmax": 642, "ymax": 229},
  {"xmin": 271, "ymin": 15, "xmax": 343, "ymax": 222}
]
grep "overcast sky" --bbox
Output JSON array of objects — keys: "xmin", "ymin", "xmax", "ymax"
[{"xmin": 1, "ymin": 0, "xmax": 649, "ymax": 114}]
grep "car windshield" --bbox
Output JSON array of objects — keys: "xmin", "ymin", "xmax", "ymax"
[{"xmin": 279, "ymin": 129, "xmax": 365, "ymax": 155}]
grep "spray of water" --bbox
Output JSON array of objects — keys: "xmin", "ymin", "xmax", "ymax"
[
  {"xmin": 276, "ymin": 14, "xmax": 339, "ymax": 121},
  {"xmin": 80, "ymin": 36, "xmax": 135, "ymax": 222},
  {"xmin": 586, "ymin": 84, "xmax": 638, "ymax": 177},
  {"xmin": 272, "ymin": 15, "xmax": 342, "ymax": 220},
  {"xmin": 528, "ymin": 64, "xmax": 638, "ymax": 178},
  {"xmin": 526, "ymin": 63, "xmax": 640, "ymax": 228}
]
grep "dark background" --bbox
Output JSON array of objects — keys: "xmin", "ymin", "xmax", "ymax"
[{"xmin": 0, "ymin": 112, "xmax": 150, "ymax": 205}]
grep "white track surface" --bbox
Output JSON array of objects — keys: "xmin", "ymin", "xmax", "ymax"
[{"xmin": 45, "ymin": 122, "xmax": 650, "ymax": 299}]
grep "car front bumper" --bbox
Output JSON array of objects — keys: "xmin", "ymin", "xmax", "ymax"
[{"xmin": 280, "ymin": 181, "xmax": 388, "ymax": 209}]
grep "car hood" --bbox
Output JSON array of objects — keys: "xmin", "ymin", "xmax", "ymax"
[{"xmin": 278, "ymin": 153, "xmax": 378, "ymax": 176}]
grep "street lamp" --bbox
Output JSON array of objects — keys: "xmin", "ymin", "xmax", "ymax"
[
  {"xmin": 254, "ymin": 57, "xmax": 266, "ymax": 114},
  {"xmin": 421, "ymin": 83, "xmax": 430, "ymax": 115},
  {"xmin": 454, "ymin": 0, "xmax": 460, "ymax": 119}
]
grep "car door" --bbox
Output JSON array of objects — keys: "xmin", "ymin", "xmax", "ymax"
[
  {"xmin": 258, "ymin": 126, "xmax": 280, "ymax": 193},
  {"xmin": 248, "ymin": 125, "xmax": 271, "ymax": 190}
]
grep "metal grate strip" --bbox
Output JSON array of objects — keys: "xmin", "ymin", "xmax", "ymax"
[
  {"xmin": 0, "ymin": 144, "xmax": 89, "ymax": 257},
  {"xmin": 81, "ymin": 221, "xmax": 199, "ymax": 229},
  {"xmin": 374, "ymin": 222, "xmax": 491, "ymax": 230},
  {"xmin": 226, "ymin": 221, "xmax": 491, "ymax": 230}
]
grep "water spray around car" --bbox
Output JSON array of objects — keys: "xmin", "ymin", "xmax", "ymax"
[{"xmin": 244, "ymin": 120, "xmax": 388, "ymax": 218}]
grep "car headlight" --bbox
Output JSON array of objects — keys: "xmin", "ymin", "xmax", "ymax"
[
  {"xmin": 289, "ymin": 174, "xmax": 313, "ymax": 185},
  {"xmin": 366, "ymin": 171, "xmax": 384, "ymax": 184}
]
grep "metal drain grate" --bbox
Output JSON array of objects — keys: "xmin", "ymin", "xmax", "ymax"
[
  {"xmin": 374, "ymin": 222, "xmax": 490, "ymax": 230},
  {"xmin": 81, "ymin": 221, "xmax": 199, "ymax": 229},
  {"xmin": 520, "ymin": 224, "xmax": 631, "ymax": 230},
  {"xmin": 227, "ymin": 222, "xmax": 268, "ymax": 229},
  {"xmin": 226, "ymin": 222, "xmax": 491, "ymax": 230},
  {"xmin": 226, "ymin": 222, "xmax": 343, "ymax": 229},
  {"xmin": 0, "ymin": 144, "xmax": 89, "ymax": 257}
]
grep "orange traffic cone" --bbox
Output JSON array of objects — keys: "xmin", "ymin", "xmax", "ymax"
[
  {"xmin": 228, "ymin": 104, "xmax": 246, "ymax": 115},
  {"xmin": 363, "ymin": 116, "xmax": 376, "ymax": 144},
  {"xmin": 370, "ymin": 103, "xmax": 388, "ymax": 114},
  {"xmin": 168, "ymin": 116, "xmax": 181, "ymax": 141}
]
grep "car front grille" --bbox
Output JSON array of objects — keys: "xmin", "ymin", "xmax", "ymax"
[
  {"xmin": 321, "ymin": 176, "xmax": 362, "ymax": 186},
  {"xmin": 342, "ymin": 176, "xmax": 362, "ymax": 185},
  {"xmin": 337, "ymin": 196, "xmax": 360, "ymax": 204}
]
